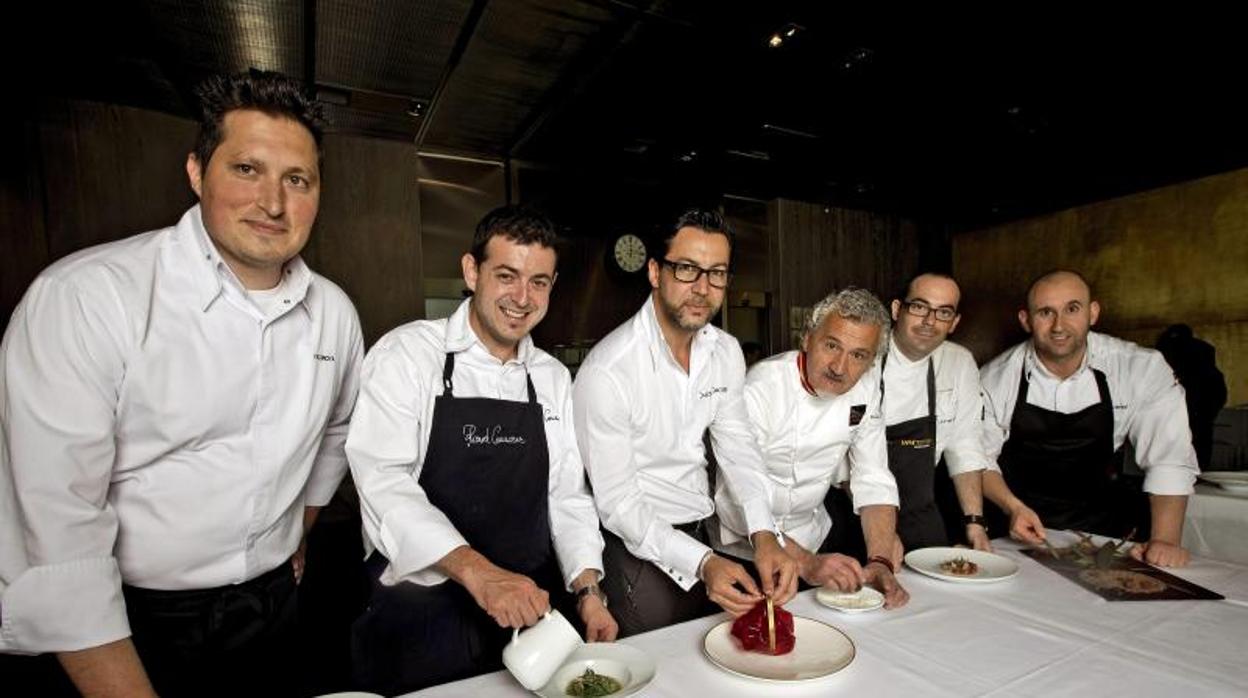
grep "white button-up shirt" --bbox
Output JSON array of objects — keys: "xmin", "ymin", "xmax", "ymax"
[
  {"xmin": 0, "ymin": 206, "xmax": 363, "ymax": 653},
  {"xmin": 980, "ymin": 331, "xmax": 1198, "ymax": 494},
  {"xmin": 716, "ymin": 351, "xmax": 896, "ymax": 557},
  {"xmin": 572, "ymin": 298, "xmax": 777, "ymax": 590},
  {"xmin": 346, "ymin": 300, "xmax": 603, "ymax": 591},
  {"xmin": 882, "ymin": 338, "xmax": 991, "ymax": 476}
]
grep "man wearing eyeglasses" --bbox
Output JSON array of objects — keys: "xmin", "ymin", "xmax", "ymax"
[
  {"xmin": 573, "ymin": 209, "xmax": 798, "ymax": 637},
  {"xmin": 880, "ymin": 273, "xmax": 994, "ymax": 552},
  {"xmin": 979, "ymin": 270, "xmax": 1197, "ymax": 567}
]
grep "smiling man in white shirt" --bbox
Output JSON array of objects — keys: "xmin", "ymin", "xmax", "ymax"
[
  {"xmin": 346, "ymin": 207, "xmax": 616, "ymax": 694},
  {"xmin": 980, "ymin": 269, "xmax": 1199, "ymax": 567},
  {"xmin": 718, "ymin": 287, "xmax": 909, "ymax": 609},
  {"xmin": 573, "ymin": 209, "xmax": 798, "ymax": 637},
  {"xmin": 0, "ymin": 71, "xmax": 363, "ymax": 697},
  {"xmin": 881, "ymin": 273, "xmax": 992, "ymax": 552}
]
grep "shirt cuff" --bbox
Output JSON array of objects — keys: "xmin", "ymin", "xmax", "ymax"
[
  {"xmin": 850, "ymin": 484, "xmax": 900, "ymax": 513},
  {"xmin": 943, "ymin": 445, "xmax": 989, "ymax": 477},
  {"xmin": 739, "ymin": 498, "xmax": 778, "ymax": 540},
  {"xmin": 1141, "ymin": 464, "xmax": 1197, "ymax": 496},
  {"xmin": 660, "ymin": 530, "xmax": 712, "ymax": 591},
  {"xmin": 0, "ymin": 557, "xmax": 130, "ymax": 653},
  {"xmin": 304, "ymin": 453, "xmax": 349, "ymax": 506},
  {"xmin": 377, "ymin": 509, "xmax": 468, "ymax": 584}
]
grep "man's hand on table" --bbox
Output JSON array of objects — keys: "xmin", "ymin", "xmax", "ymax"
[
  {"xmin": 1008, "ymin": 502, "xmax": 1047, "ymax": 545},
  {"xmin": 967, "ymin": 523, "xmax": 993, "ymax": 552},
  {"xmin": 865, "ymin": 559, "xmax": 910, "ymax": 609},
  {"xmin": 1130, "ymin": 539, "xmax": 1191, "ymax": 568},
  {"xmin": 576, "ymin": 594, "xmax": 619, "ymax": 642}
]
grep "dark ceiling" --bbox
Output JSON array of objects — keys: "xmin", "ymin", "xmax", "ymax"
[{"xmin": 9, "ymin": 2, "xmax": 1248, "ymax": 227}]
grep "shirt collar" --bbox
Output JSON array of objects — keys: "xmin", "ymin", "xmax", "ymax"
[
  {"xmin": 177, "ymin": 204, "xmax": 313, "ymax": 314},
  {"xmin": 445, "ymin": 297, "xmax": 534, "ymax": 366},
  {"xmin": 886, "ymin": 335, "xmax": 930, "ymax": 369},
  {"xmin": 795, "ymin": 351, "xmax": 818, "ymax": 397},
  {"xmin": 1024, "ymin": 337, "xmax": 1093, "ymax": 381},
  {"xmin": 640, "ymin": 294, "xmax": 718, "ymax": 373}
]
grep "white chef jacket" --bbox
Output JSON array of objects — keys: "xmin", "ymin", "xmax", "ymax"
[
  {"xmin": 572, "ymin": 297, "xmax": 777, "ymax": 590},
  {"xmin": 715, "ymin": 351, "xmax": 896, "ymax": 558},
  {"xmin": 346, "ymin": 299, "xmax": 604, "ymax": 591},
  {"xmin": 0, "ymin": 205, "xmax": 363, "ymax": 653},
  {"xmin": 882, "ymin": 338, "xmax": 991, "ymax": 475},
  {"xmin": 980, "ymin": 332, "xmax": 1198, "ymax": 495}
]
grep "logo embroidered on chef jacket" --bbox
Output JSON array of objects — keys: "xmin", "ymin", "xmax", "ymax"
[{"xmin": 849, "ymin": 404, "xmax": 866, "ymax": 426}]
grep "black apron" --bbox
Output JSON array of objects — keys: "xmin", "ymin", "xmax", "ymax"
[
  {"xmin": 352, "ymin": 352, "xmax": 560, "ymax": 695},
  {"xmin": 885, "ymin": 356, "xmax": 949, "ymax": 550},
  {"xmin": 996, "ymin": 364, "xmax": 1145, "ymax": 537}
]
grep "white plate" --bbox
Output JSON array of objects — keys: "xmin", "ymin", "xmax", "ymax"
[
  {"xmin": 702, "ymin": 615, "xmax": 855, "ymax": 682},
  {"xmin": 1198, "ymin": 471, "xmax": 1248, "ymax": 495},
  {"xmin": 534, "ymin": 642, "xmax": 655, "ymax": 698},
  {"xmin": 815, "ymin": 585, "xmax": 885, "ymax": 613},
  {"xmin": 904, "ymin": 547, "xmax": 1019, "ymax": 583}
]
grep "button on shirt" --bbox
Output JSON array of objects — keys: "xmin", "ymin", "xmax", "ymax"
[
  {"xmin": 572, "ymin": 298, "xmax": 777, "ymax": 590},
  {"xmin": 980, "ymin": 332, "xmax": 1198, "ymax": 494},
  {"xmin": 0, "ymin": 205, "xmax": 363, "ymax": 653},
  {"xmin": 346, "ymin": 299, "xmax": 603, "ymax": 590},
  {"xmin": 716, "ymin": 351, "xmax": 896, "ymax": 557},
  {"xmin": 882, "ymin": 338, "xmax": 991, "ymax": 476}
]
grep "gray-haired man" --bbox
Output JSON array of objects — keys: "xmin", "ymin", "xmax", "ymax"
[{"xmin": 715, "ymin": 288, "xmax": 909, "ymax": 608}]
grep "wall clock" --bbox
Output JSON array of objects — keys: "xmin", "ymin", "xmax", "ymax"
[{"xmin": 612, "ymin": 233, "xmax": 647, "ymax": 273}]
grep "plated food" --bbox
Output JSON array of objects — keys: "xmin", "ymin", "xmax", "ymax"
[
  {"xmin": 730, "ymin": 599, "xmax": 795, "ymax": 655},
  {"xmin": 815, "ymin": 585, "xmax": 885, "ymax": 613},
  {"xmin": 939, "ymin": 557, "xmax": 980, "ymax": 576},
  {"xmin": 565, "ymin": 668, "xmax": 623, "ymax": 697}
]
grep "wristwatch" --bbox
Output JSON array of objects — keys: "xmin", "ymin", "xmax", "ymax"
[
  {"xmin": 963, "ymin": 514, "xmax": 988, "ymax": 532},
  {"xmin": 576, "ymin": 583, "xmax": 609, "ymax": 609}
]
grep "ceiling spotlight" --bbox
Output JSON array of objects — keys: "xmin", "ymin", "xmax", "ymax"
[
  {"xmin": 407, "ymin": 100, "xmax": 426, "ymax": 118},
  {"xmin": 678, "ymin": 150, "xmax": 697, "ymax": 163},
  {"xmin": 767, "ymin": 22, "xmax": 803, "ymax": 48}
]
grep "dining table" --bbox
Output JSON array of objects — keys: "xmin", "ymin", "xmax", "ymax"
[
  {"xmin": 404, "ymin": 532, "xmax": 1248, "ymax": 697},
  {"xmin": 1182, "ymin": 481, "xmax": 1248, "ymax": 565}
]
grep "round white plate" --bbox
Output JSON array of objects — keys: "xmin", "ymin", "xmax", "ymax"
[
  {"xmin": 702, "ymin": 615, "xmax": 855, "ymax": 682},
  {"xmin": 534, "ymin": 642, "xmax": 655, "ymax": 698},
  {"xmin": 815, "ymin": 585, "xmax": 885, "ymax": 613},
  {"xmin": 904, "ymin": 547, "xmax": 1019, "ymax": 584},
  {"xmin": 1198, "ymin": 471, "xmax": 1248, "ymax": 495}
]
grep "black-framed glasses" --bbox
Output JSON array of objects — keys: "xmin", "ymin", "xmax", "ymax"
[
  {"xmin": 903, "ymin": 300, "xmax": 957, "ymax": 322},
  {"xmin": 661, "ymin": 259, "xmax": 732, "ymax": 289}
]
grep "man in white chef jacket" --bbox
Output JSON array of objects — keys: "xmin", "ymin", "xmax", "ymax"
[
  {"xmin": 880, "ymin": 273, "xmax": 992, "ymax": 551},
  {"xmin": 573, "ymin": 209, "xmax": 799, "ymax": 637},
  {"xmin": 980, "ymin": 269, "xmax": 1199, "ymax": 567},
  {"xmin": 716, "ymin": 287, "xmax": 909, "ymax": 608}
]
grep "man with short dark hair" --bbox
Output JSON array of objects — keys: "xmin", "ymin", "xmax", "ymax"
[
  {"xmin": 347, "ymin": 206, "xmax": 616, "ymax": 694},
  {"xmin": 882, "ymin": 273, "xmax": 993, "ymax": 551},
  {"xmin": 573, "ymin": 209, "xmax": 798, "ymax": 637},
  {"xmin": 0, "ymin": 70, "xmax": 363, "ymax": 696},
  {"xmin": 980, "ymin": 270, "xmax": 1199, "ymax": 567}
]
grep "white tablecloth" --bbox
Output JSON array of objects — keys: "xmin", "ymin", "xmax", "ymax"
[
  {"xmin": 406, "ymin": 534, "xmax": 1248, "ymax": 697},
  {"xmin": 1182, "ymin": 483, "xmax": 1248, "ymax": 564}
]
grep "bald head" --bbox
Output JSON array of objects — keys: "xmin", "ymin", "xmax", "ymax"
[{"xmin": 1026, "ymin": 269, "xmax": 1092, "ymax": 312}]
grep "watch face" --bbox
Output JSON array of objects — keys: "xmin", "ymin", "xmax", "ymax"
[{"xmin": 613, "ymin": 234, "xmax": 647, "ymax": 273}]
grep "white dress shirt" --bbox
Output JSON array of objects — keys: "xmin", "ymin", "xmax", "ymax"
[
  {"xmin": 882, "ymin": 338, "xmax": 991, "ymax": 476},
  {"xmin": 572, "ymin": 298, "xmax": 777, "ymax": 590},
  {"xmin": 346, "ymin": 299, "xmax": 603, "ymax": 591},
  {"xmin": 715, "ymin": 351, "xmax": 896, "ymax": 558},
  {"xmin": 0, "ymin": 205, "xmax": 363, "ymax": 653},
  {"xmin": 980, "ymin": 331, "xmax": 1198, "ymax": 494}
]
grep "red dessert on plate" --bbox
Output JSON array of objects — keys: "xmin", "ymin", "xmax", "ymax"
[{"xmin": 730, "ymin": 599, "xmax": 795, "ymax": 655}]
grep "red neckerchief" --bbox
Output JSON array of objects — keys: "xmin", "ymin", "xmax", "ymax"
[{"xmin": 796, "ymin": 351, "xmax": 818, "ymax": 397}]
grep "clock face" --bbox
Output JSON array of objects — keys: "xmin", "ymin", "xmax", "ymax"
[{"xmin": 613, "ymin": 234, "xmax": 647, "ymax": 273}]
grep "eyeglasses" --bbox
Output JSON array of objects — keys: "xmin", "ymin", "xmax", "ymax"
[
  {"xmin": 661, "ymin": 259, "xmax": 732, "ymax": 289},
  {"xmin": 902, "ymin": 300, "xmax": 957, "ymax": 322}
]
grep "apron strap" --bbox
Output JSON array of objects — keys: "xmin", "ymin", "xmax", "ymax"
[
  {"xmin": 879, "ymin": 352, "xmax": 936, "ymax": 415},
  {"xmin": 442, "ymin": 352, "xmax": 456, "ymax": 396}
]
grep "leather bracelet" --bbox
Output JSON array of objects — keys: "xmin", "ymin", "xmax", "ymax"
[{"xmin": 866, "ymin": 555, "xmax": 894, "ymax": 574}]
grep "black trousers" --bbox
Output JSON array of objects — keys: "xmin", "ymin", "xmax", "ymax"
[
  {"xmin": 0, "ymin": 563, "xmax": 298, "ymax": 698},
  {"xmin": 124, "ymin": 561, "xmax": 300, "ymax": 697},
  {"xmin": 600, "ymin": 523, "xmax": 720, "ymax": 638}
]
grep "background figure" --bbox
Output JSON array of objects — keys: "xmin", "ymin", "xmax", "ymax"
[{"xmin": 1156, "ymin": 324, "xmax": 1228, "ymax": 469}]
